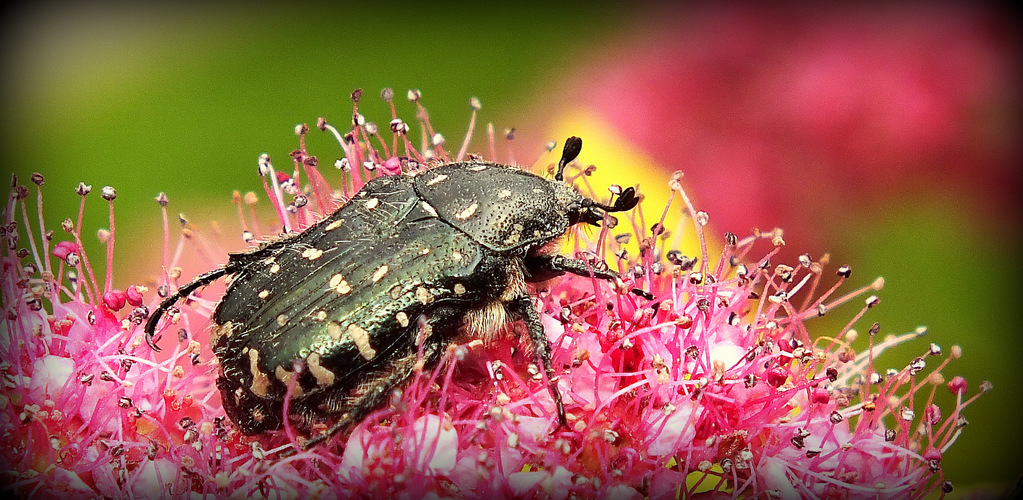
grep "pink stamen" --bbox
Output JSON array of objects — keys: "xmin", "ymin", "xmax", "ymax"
[{"xmin": 104, "ymin": 195, "xmax": 115, "ymax": 293}]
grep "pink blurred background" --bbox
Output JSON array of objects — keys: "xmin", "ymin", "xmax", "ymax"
[{"xmin": 549, "ymin": 4, "xmax": 1018, "ymax": 253}]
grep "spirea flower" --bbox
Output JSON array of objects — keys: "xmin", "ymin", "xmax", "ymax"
[{"xmin": 1, "ymin": 89, "xmax": 989, "ymax": 499}]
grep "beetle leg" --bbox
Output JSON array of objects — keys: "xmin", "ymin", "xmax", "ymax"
[
  {"xmin": 508, "ymin": 294, "xmax": 568, "ymax": 430},
  {"xmin": 524, "ymin": 254, "xmax": 618, "ymax": 282},
  {"xmin": 301, "ymin": 341, "xmax": 444, "ymax": 450},
  {"xmin": 144, "ymin": 266, "xmax": 231, "ymax": 351}
]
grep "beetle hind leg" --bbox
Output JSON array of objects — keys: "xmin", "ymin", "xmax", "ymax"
[
  {"xmin": 301, "ymin": 342, "xmax": 444, "ymax": 450},
  {"xmin": 508, "ymin": 294, "xmax": 568, "ymax": 430}
]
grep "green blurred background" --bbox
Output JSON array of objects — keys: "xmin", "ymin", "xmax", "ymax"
[{"xmin": 2, "ymin": 2, "xmax": 1018, "ymax": 495}]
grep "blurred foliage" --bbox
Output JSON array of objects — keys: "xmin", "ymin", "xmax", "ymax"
[{"xmin": 1, "ymin": 2, "xmax": 625, "ymax": 271}]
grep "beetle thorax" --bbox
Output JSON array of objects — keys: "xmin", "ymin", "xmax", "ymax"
[{"xmin": 550, "ymin": 180, "xmax": 602, "ymax": 228}]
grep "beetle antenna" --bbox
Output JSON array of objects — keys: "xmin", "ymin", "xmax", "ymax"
[
  {"xmin": 556, "ymin": 136, "xmax": 582, "ymax": 182},
  {"xmin": 144, "ymin": 266, "xmax": 231, "ymax": 351},
  {"xmin": 612, "ymin": 186, "xmax": 639, "ymax": 212},
  {"xmin": 594, "ymin": 186, "xmax": 639, "ymax": 213}
]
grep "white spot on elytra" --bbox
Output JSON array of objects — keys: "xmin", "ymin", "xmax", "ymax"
[
  {"xmin": 329, "ymin": 273, "xmax": 345, "ymax": 288},
  {"xmin": 276, "ymin": 314, "xmax": 288, "ymax": 326},
  {"xmin": 327, "ymin": 321, "xmax": 343, "ymax": 340},
  {"xmin": 416, "ymin": 286, "xmax": 432, "ymax": 304},
  {"xmin": 330, "ymin": 274, "xmax": 352, "ymax": 295},
  {"xmin": 396, "ymin": 311, "xmax": 409, "ymax": 327},
  {"xmin": 347, "ymin": 324, "xmax": 377, "ymax": 360},
  {"xmin": 248, "ymin": 349, "xmax": 269, "ymax": 397},
  {"xmin": 456, "ymin": 202, "xmax": 479, "ymax": 220},
  {"xmin": 306, "ymin": 352, "xmax": 335, "ymax": 386},
  {"xmin": 302, "ymin": 247, "xmax": 324, "ymax": 260},
  {"xmin": 269, "ymin": 263, "xmax": 281, "ymax": 274},
  {"xmin": 421, "ymin": 201, "xmax": 438, "ymax": 217},
  {"xmin": 258, "ymin": 290, "xmax": 269, "ymax": 299},
  {"xmin": 365, "ymin": 198, "xmax": 380, "ymax": 210},
  {"xmin": 454, "ymin": 283, "xmax": 466, "ymax": 295},
  {"xmin": 325, "ymin": 219, "xmax": 344, "ymax": 231},
  {"xmin": 372, "ymin": 264, "xmax": 389, "ymax": 283},
  {"xmin": 426, "ymin": 174, "xmax": 449, "ymax": 186},
  {"xmin": 274, "ymin": 366, "xmax": 303, "ymax": 396},
  {"xmin": 497, "ymin": 189, "xmax": 512, "ymax": 199}
]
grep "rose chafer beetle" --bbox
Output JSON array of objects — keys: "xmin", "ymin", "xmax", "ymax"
[{"xmin": 144, "ymin": 136, "xmax": 638, "ymax": 447}]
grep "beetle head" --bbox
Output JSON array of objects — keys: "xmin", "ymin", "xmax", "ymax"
[{"xmin": 573, "ymin": 186, "xmax": 639, "ymax": 227}]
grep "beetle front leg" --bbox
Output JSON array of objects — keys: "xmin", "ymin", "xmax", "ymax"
[
  {"xmin": 524, "ymin": 254, "xmax": 618, "ymax": 282},
  {"xmin": 508, "ymin": 294, "xmax": 568, "ymax": 430}
]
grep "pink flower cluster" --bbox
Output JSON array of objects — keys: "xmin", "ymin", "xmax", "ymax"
[{"xmin": 1, "ymin": 90, "xmax": 988, "ymax": 498}]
